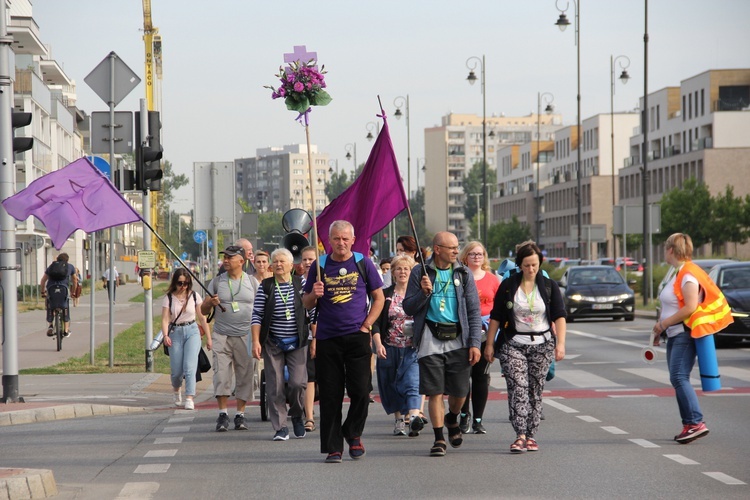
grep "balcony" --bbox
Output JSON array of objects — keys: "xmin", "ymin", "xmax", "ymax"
[{"xmin": 692, "ymin": 137, "xmax": 713, "ymax": 151}]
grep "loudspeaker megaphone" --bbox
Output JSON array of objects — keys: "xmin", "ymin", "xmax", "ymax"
[{"xmin": 281, "ymin": 209, "xmax": 313, "ymax": 264}]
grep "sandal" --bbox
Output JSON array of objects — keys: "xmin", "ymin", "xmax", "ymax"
[
  {"xmin": 304, "ymin": 419, "xmax": 316, "ymax": 432},
  {"xmin": 430, "ymin": 440, "xmax": 447, "ymax": 457},
  {"xmin": 419, "ymin": 412, "xmax": 429, "ymax": 425},
  {"xmin": 526, "ymin": 438, "xmax": 539, "ymax": 452},
  {"xmin": 510, "ymin": 437, "xmax": 527, "ymax": 453},
  {"xmin": 446, "ymin": 414, "xmax": 463, "ymax": 448}
]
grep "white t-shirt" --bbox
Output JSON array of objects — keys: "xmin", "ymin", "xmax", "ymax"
[
  {"xmin": 512, "ymin": 285, "xmax": 552, "ymax": 345},
  {"xmin": 658, "ymin": 269, "xmax": 700, "ymax": 338}
]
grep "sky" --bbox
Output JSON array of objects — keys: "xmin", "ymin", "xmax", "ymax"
[{"xmin": 32, "ymin": 0, "xmax": 750, "ymax": 215}]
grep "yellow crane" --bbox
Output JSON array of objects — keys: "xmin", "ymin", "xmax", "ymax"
[{"xmin": 142, "ymin": 0, "xmax": 166, "ymax": 269}]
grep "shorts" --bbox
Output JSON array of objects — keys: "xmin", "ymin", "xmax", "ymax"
[{"xmin": 418, "ymin": 346, "xmax": 471, "ymax": 397}]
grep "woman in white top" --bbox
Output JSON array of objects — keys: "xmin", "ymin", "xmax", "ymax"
[{"xmin": 161, "ymin": 268, "xmax": 212, "ymax": 410}]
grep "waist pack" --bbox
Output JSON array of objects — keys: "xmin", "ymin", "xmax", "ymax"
[
  {"xmin": 426, "ymin": 321, "xmax": 460, "ymax": 341},
  {"xmin": 271, "ymin": 335, "xmax": 299, "ymax": 352}
]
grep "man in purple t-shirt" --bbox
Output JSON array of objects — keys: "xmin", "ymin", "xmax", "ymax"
[{"xmin": 303, "ymin": 220, "xmax": 384, "ymax": 463}]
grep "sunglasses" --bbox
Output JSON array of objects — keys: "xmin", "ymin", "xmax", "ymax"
[{"xmin": 176, "ymin": 281, "xmax": 188, "ymax": 287}]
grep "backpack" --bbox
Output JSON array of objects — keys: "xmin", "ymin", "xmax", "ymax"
[
  {"xmin": 48, "ymin": 261, "xmax": 69, "ymax": 281},
  {"xmin": 318, "ymin": 251, "xmax": 371, "ymax": 293}
]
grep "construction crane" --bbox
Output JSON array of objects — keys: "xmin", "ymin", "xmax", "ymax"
[{"xmin": 142, "ymin": 0, "xmax": 166, "ymax": 269}]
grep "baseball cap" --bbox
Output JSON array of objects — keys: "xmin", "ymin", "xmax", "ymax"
[{"xmin": 220, "ymin": 245, "xmax": 246, "ymax": 259}]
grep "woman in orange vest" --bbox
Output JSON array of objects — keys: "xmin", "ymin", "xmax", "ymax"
[{"xmin": 651, "ymin": 233, "xmax": 711, "ymax": 444}]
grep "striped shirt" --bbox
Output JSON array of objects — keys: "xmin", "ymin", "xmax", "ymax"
[{"xmin": 251, "ymin": 278, "xmax": 309, "ymax": 339}]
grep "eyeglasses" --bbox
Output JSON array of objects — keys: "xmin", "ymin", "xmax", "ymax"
[
  {"xmin": 436, "ymin": 244, "xmax": 460, "ymax": 252},
  {"xmin": 176, "ymin": 281, "xmax": 188, "ymax": 287},
  {"xmin": 467, "ymin": 252, "xmax": 484, "ymax": 258}
]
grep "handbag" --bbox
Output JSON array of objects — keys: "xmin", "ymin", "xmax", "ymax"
[
  {"xmin": 271, "ymin": 335, "xmax": 299, "ymax": 352},
  {"xmin": 546, "ymin": 360, "xmax": 556, "ymax": 381},
  {"xmin": 198, "ymin": 347, "xmax": 211, "ymax": 373}
]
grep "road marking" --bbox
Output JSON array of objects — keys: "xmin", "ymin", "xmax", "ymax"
[
  {"xmin": 162, "ymin": 425, "xmax": 190, "ymax": 433},
  {"xmin": 568, "ymin": 329, "xmax": 653, "ymax": 349},
  {"xmin": 718, "ymin": 366, "xmax": 750, "ymax": 383},
  {"xmin": 702, "ymin": 472, "xmax": 746, "ymax": 485},
  {"xmin": 609, "ymin": 394, "xmax": 658, "ymax": 398},
  {"xmin": 544, "ymin": 399, "xmax": 578, "ymax": 413},
  {"xmin": 620, "ymin": 367, "xmax": 700, "ymax": 387},
  {"xmin": 575, "ymin": 361, "xmax": 625, "ymax": 365},
  {"xmin": 629, "ymin": 439, "xmax": 659, "ymax": 448},
  {"xmin": 144, "ymin": 449, "xmax": 177, "ymax": 458},
  {"xmin": 705, "ymin": 393, "xmax": 750, "ymax": 397},
  {"xmin": 154, "ymin": 437, "xmax": 182, "ymax": 444},
  {"xmin": 168, "ymin": 416, "xmax": 194, "ymax": 423},
  {"xmin": 601, "ymin": 426, "xmax": 628, "ymax": 434},
  {"xmin": 577, "ymin": 415, "xmax": 601, "ymax": 423},
  {"xmin": 596, "ymin": 388, "xmax": 641, "ymax": 392},
  {"xmin": 115, "ymin": 482, "xmax": 159, "ymax": 499},
  {"xmin": 664, "ymin": 454, "xmax": 700, "ymax": 465},
  {"xmin": 555, "ymin": 369, "xmax": 623, "ymax": 388},
  {"xmin": 134, "ymin": 463, "xmax": 170, "ymax": 474}
]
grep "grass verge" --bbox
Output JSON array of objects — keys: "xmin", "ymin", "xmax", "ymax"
[{"xmin": 130, "ymin": 283, "xmax": 169, "ymax": 303}]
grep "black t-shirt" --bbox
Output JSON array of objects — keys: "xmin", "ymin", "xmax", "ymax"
[{"xmin": 46, "ymin": 262, "xmax": 76, "ymax": 287}]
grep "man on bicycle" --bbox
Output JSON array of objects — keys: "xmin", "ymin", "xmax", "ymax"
[{"xmin": 40, "ymin": 253, "xmax": 78, "ymax": 338}]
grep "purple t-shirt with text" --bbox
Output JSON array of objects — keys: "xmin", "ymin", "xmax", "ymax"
[{"xmin": 304, "ymin": 253, "xmax": 383, "ymax": 340}]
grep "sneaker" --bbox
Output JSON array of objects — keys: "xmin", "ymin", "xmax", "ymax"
[
  {"xmin": 408, "ymin": 415, "xmax": 424, "ymax": 437},
  {"xmin": 472, "ymin": 419, "xmax": 487, "ymax": 434},
  {"xmin": 273, "ymin": 427, "xmax": 290, "ymax": 441},
  {"xmin": 675, "ymin": 422, "xmax": 709, "ymax": 443},
  {"xmin": 325, "ymin": 451, "xmax": 342, "ymax": 463},
  {"xmin": 46, "ymin": 325, "xmax": 54, "ymax": 337},
  {"xmin": 173, "ymin": 391, "xmax": 183, "ymax": 407},
  {"xmin": 63, "ymin": 330, "xmax": 71, "ymax": 338},
  {"xmin": 393, "ymin": 418, "xmax": 407, "ymax": 436},
  {"xmin": 346, "ymin": 436, "xmax": 366, "ymax": 459},
  {"xmin": 216, "ymin": 413, "xmax": 230, "ymax": 432},
  {"xmin": 184, "ymin": 399, "xmax": 194, "ymax": 410},
  {"xmin": 292, "ymin": 417, "xmax": 307, "ymax": 438},
  {"xmin": 459, "ymin": 411, "xmax": 471, "ymax": 434},
  {"xmin": 234, "ymin": 414, "xmax": 248, "ymax": 430}
]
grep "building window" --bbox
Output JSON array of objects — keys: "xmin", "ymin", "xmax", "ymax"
[
  {"xmin": 293, "ymin": 159, "xmax": 304, "ymax": 165},
  {"xmin": 701, "ymin": 88, "xmax": 705, "ymax": 116}
]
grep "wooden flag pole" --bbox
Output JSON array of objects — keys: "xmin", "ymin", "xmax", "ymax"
[{"xmin": 304, "ymin": 123, "xmax": 322, "ymax": 282}]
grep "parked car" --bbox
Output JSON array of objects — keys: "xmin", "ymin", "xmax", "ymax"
[
  {"xmin": 707, "ymin": 262, "xmax": 750, "ymax": 344},
  {"xmin": 558, "ymin": 265, "xmax": 636, "ymax": 321},
  {"xmin": 595, "ymin": 257, "xmax": 643, "ymax": 275}
]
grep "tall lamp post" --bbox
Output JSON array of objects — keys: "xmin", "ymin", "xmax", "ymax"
[
  {"xmin": 394, "ymin": 95, "xmax": 411, "ymax": 199},
  {"xmin": 641, "ymin": 0, "xmax": 650, "ymax": 305},
  {"xmin": 345, "ymin": 143, "xmax": 357, "ymax": 171},
  {"xmin": 465, "ymin": 55, "xmax": 488, "ymax": 247},
  {"xmin": 536, "ymin": 92, "xmax": 555, "ymax": 243},
  {"xmin": 610, "ymin": 55, "xmax": 630, "ymax": 261},
  {"xmin": 555, "ymin": 0, "xmax": 583, "ymax": 259},
  {"xmin": 416, "ymin": 158, "xmax": 425, "ymax": 191},
  {"xmin": 365, "ymin": 121, "xmax": 379, "ymax": 142}
]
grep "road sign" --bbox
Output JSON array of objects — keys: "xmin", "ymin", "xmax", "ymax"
[
  {"xmin": 90, "ymin": 111, "xmax": 134, "ymax": 154},
  {"xmin": 86, "ymin": 155, "xmax": 110, "ymax": 178},
  {"xmin": 84, "ymin": 52, "xmax": 141, "ymax": 107},
  {"xmin": 208, "ymin": 239, "xmax": 213, "ymax": 249},
  {"xmin": 193, "ymin": 230, "xmax": 207, "ymax": 244},
  {"xmin": 571, "ymin": 224, "xmax": 607, "ymax": 242},
  {"xmin": 613, "ymin": 205, "xmax": 661, "ymax": 235},
  {"xmin": 138, "ymin": 250, "xmax": 157, "ymax": 269},
  {"xmin": 181, "ymin": 252, "xmax": 188, "ymax": 260},
  {"xmin": 193, "ymin": 162, "xmax": 236, "ymax": 230},
  {"xmin": 31, "ymin": 234, "xmax": 45, "ymax": 250}
]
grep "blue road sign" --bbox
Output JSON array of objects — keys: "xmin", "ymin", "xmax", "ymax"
[
  {"xmin": 193, "ymin": 230, "xmax": 207, "ymax": 244},
  {"xmin": 86, "ymin": 155, "xmax": 110, "ymax": 179},
  {"xmin": 208, "ymin": 239, "xmax": 213, "ymax": 249},
  {"xmin": 181, "ymin": 252, "xmax": 188, "ymax": 259}
]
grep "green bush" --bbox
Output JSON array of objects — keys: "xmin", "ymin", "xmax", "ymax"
[{"xmin": 17, "ymin": 284, "xmax": 41, "ymax": 301}]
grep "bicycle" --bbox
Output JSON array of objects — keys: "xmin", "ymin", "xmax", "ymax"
[{"xmin": 44, "ymin": 284, "xmax": 69, "ymax": 352}]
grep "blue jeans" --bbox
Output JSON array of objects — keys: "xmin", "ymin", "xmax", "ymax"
[
  {"xmin": 169, "ymin": 324, "xmax": 201, "ymax": 396},
  {"xmin": 666, "ymin": 329, "xmax": 703, "ymax": 424},
  {"xmin": 376, "ymin": 344, "xmax": 421, "ymax": 415}
]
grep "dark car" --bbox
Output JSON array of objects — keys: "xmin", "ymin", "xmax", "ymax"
[
  {"xmin": 558, "ymin": 266, "xmax": 636, "ymax": 321},
  {"xmin": 708, "ymin": 262, "xmax": 750, "ymax": 344}
]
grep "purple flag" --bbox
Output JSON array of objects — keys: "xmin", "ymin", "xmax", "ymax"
[
  {"xmin": 317, "ymin": 117, "xmax": 408, "ymax": 254},
  {"xmin": 2, "ymin": 157, "xmax": 142, "ymax": 249}
]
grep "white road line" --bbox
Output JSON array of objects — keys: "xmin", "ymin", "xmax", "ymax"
[
  {"xmin": 544, "ymin": 399, "xmax": 579, "ymax": 413},
  {"xmin": 702, "ymin": 472, "xmax": 747, "ymax": 485},
  {"xmin": 115, "ymin": 482, "xmax": 159, "ymax": 499},
  {"xmin": 596, "ymin": 388, "xmax": 642, "ymax": 392},
  {"xmin": 664, "ymin": 454, "xmax": 700, "ymax": 465},
  {"xmin": 629, "ymin": 439, "xmax": 660, "ymax": 448},
  {"xmin": 620, "ymin": 367, "xmax": 700, "ymax": 387},
  {"xmin": 168, "ymin": 416, "xmax": 194, "ymax": 424},
  {"xmin": 144, "ymin": 449, "xmax": 178, "ymax": 458},
  {"xmin": 601, "ymin": 426, "xmax": 629, "ymax": 434},
  {"xmin": 154, "ymin": 437, "xmax": 183, "ymax": 444},
  {"xmin": 575, "ymin": 361, "xmax": 625, "ymax": 365},
  {"xmin": 577, "ymin": 415, "xmax": 601, "ymax": 423},
  {"xmin": 718, "ymin": 366, "xmax": 750, "ymax": 383},
  {"xmin": 162, "ymin": 425, "xmax": 190, "ymax": 433},
  {"xmin": 555, "ymin": 369, "xmax": 623, "ymax": 388},
  {"xmin": 609, "ymin": 394, "xmax": 659, "ymax": 398},
  {"xmin": 568, "ymin": 329, "xmax": 655, "ymax": 349},
  {"xmin": 705, "ymin": 393, "xmax": 750, "ymax": 397},
  {"xmin": 134, "ymin": 464, "xmax": 170, "ymax": 474}
]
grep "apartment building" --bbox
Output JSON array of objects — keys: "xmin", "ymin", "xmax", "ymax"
[
  {"xmin": 236, "ymin": 144, "xmax": 330, "ymax": 215},
  {"xmin": 619, "ymin": 69, "xmax": 750, "ymax": 259},
  {"xmin": 424, "ymin": 112, "xmax": 562, "ymax": 242}
]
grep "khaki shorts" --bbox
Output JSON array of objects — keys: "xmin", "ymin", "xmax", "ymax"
[{"xmin": 212, "ymin": 333, "xmax": 255, "ymax": 402}]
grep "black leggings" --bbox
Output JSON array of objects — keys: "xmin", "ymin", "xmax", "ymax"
[{"xmin": 461, "ymin": 341, "xmax": 490, "ymax": 419}]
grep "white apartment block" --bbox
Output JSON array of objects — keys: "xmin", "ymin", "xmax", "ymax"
[
  {"xmin": 424, "ymin": 112, "xmax": 562, "ymax": 242},
  {"xmin": 619, "ymin": 69, "xmax": 750, "ymax": 259},
  {"xmin": 236, "ymin": 144, "xmax": 330, "ymax": 215}
]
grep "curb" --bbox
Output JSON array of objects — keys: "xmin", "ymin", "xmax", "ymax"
[
  {"xmin": 0, "ymin": 468, "xmax": 57, "ymax": 500},
  {"xmin": 0, "ymin": 404, "xmax": 148, "ymax": 427}
]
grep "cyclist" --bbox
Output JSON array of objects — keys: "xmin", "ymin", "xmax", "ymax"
[{"xmin": 40, "ymin": 253, "xmax": 78, "ymax": 338}]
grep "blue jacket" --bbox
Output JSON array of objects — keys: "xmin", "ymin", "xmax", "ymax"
[{"xmin": 403, "ymin": 260, "xmax": 483, "ymax": 350}]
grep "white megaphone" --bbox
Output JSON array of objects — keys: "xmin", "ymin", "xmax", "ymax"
[{"xmin": 641, "ymin": 332, "xmax": 658, "ymax": 364}]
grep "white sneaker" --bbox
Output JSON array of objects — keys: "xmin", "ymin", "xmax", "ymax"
[
  {"xmin": 173, "ymin": 391, "xmax": 184, "ymax": 407},
  {"xmin": 393, "ymin": 418, "xmax": 406, "ymax": 436},
  {"xmin": 184, "ymin": 399, "xmax": 195, "ymax": 410}
]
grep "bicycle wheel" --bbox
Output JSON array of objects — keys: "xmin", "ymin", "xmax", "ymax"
[{"xmin": 55, "ymin": 310, "xmax": 63, "ymax": 351}]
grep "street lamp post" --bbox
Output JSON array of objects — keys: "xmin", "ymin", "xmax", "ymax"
[
  {"xmin": 610, "ymin": 55, "xmax": 630, "ymax": 261},
  {"xmin": 642, "ymin": 0, "xmax": 651, "ymax": 305},
  {"xmin": 394, "ymin": 95, "xmax": 411, "ymax": 199},
  {"xmin": 466, "ymin": 55, "xmax": 488, "ymax": 247},
  {"xmin": 345, "ymin": 143, "xmax": 357, "ymax": 171},
  {"xmin": 555, "ymin": 0, "xmax": 583, "ymax": 259},
  {"xmin": 416, "ymin": 158, "xmax": 425, "ymax": 192},
  {"xmin": 365, "ymin": 121, "xmax": 379, "ymax": 142},
  {"xmin": 536, "ymin": 92, "xmax": 554, "ymax": 243}
]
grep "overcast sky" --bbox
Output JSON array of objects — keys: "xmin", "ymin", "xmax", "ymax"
[{"xmin": 33, "ymin": 0, "xmax": 750, "ymax": 213}]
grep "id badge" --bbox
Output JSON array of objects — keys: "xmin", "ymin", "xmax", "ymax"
[
  {"xmin": 231, "ymin": 301, "xmax": 240, "ymax": 313},
  {"xmin": 285, "ymin": 310, "xmax": 292, "ymax": 320},
  {"xmin": 439, "ymin": 298, "xmax": 446, "ymax": 312}
]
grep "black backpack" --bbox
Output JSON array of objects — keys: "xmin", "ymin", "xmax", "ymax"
[{"xmin": 48, "ymin": 261, "xmax": 68, "ymax": 281}]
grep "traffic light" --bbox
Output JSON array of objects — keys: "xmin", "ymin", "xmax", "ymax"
[
  {"xmin": 12, "ymin": 112, "xmax": 33, "ymax": 154},
  {"xmin": 135, "ymin": 111, "xmax": 163, "ymax": 192}
]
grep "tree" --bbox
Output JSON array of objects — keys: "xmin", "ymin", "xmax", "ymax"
[
  {"xmin": 462, "ymin": 162, "xmax": 495, "ymax": 226},
  {"xmin": 657, "ymin": 177, "xmax": 712, "ymax": 248},
  {"xmin": 394, "ymin": 187, "xmax": 432, "ymax": 249},
  {"xmin": 257, "ymin": 211, "xmax": 284, "ymax": 250},
  {"xmin": 709, "ymin": 185, "xmax": 746, "ymax": 254},
  {"xmin": 158, "ymin": 160, "xmax": 189, "ymax": 204},
  {"xmin": 486, "ymin": 215, "xmax": 532, "ymax": 258},
  {"xmin": 324, "ymin": 169, "xmax": 351, "ymax": 201}
]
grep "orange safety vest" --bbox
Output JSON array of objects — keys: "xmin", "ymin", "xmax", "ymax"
[{"xmin": 673, "ymin": 261, "xmax": 733, "ymax": 338}]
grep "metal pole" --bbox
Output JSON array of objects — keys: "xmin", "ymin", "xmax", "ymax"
[
  {"xmin": 0, "ymin": 0, "xmax": 21, "ymax": 402},
  {"xmin": 481, "ymin": 55, "xmax": 488, "ymax": 247},
  {"xmin": 611, "ymin": 55, "xmax": 617, "ymax": 262},
  {"xmin": 211, "ymin": 163, "xmax": 219, "ymax": 280},
  {"xmin": 575, "ymin": 2, "xmax": 583, "ymax": 260},
  {"xmin": 141, "ymin": 100, "xmax": 154, "ymax": 372},
  {"xmin": 641, "ymin": 0, "xmax": 650, "ymax": 305},
  {"xmin": 107, "ymin": 52, "xmax": 116, "ymax": 368}
]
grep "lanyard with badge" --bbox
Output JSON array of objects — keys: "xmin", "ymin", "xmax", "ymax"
[
  {"xmin": 227, "ymin": 275, "xmax": 242, "ymax": 313},
  {"xmin": 434, "ymin": 267, "xmax": 453, "ymax": 312},
  {"xmin": 275, "ymin": 279, "xmax": 294, "ymax": 320}
]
